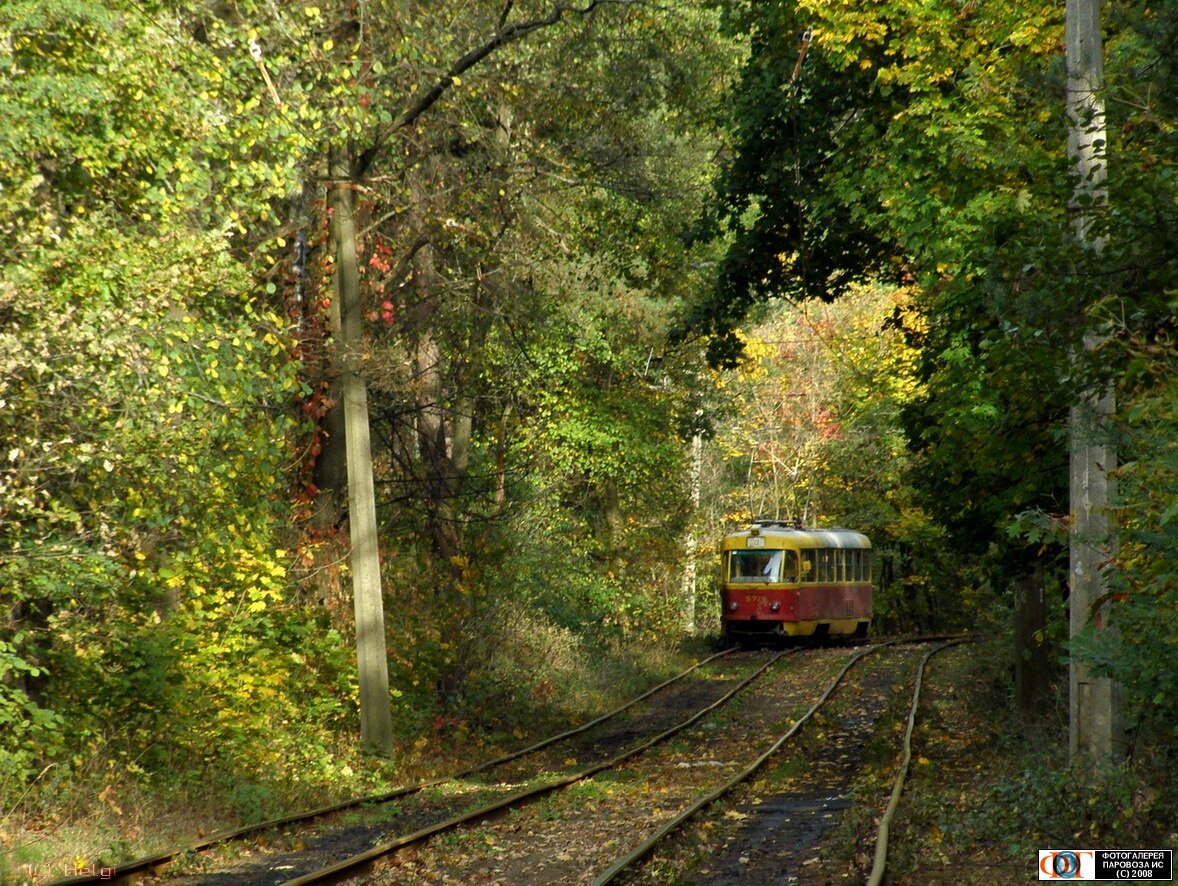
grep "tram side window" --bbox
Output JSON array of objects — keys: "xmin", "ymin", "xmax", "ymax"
[
  {"xmin": 836, "ymin": 549, "xmax": 846, "ymax": 582},
  {"xmin": 816, "ymin": 549, "xmax": 828, "ymax": 583},
  {"xmin": 852, "ymin": 550, "xmax": 862, "ymax": 582},
  {"xmin": 782, "ymin": 550, "xmax": 799, "ymax": 582}
]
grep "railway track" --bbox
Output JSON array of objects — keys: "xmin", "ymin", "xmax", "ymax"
[
  {"xmin": 610, "ymin": 638, "xmax": 966, "ymax": 885},
  {"xmin": 244, "ymin": 642, "xmax": 887, "ymax": 884},
  {"xmin": 50, "ymin": 637, "xmax": 962, "ymax": 886},
  {"xmin": 46, "ymin": 645, "xmax": 758, "ymax": 886},
  {"xmin": 303, "ymin": 638, "xmax": 958, "ymax": 885}
]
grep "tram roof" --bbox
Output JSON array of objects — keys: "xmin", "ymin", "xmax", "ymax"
[{"xmin": 722, "ymin": 523, "xmax": 871, "ymax": 549}]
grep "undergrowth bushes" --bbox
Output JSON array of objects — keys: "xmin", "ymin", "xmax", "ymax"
[{"xmin": 892, "ymin": 636, "xmax": 1176, "ymax": 880}]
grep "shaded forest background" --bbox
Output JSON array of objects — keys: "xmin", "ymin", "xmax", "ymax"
[{"xmin": 1, "ymin": 0, "xmax": 1174, "ymax": 856}]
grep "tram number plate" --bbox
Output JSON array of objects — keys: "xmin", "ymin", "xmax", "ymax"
[
  {"xmin": 746, "ymin": 537, "xmax": 766, "ymax": 548},
  {"xmin": 745, "ymin": 594, "xmax": 763, "ymax": 603}
]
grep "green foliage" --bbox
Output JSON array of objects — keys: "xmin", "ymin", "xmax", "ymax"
[
  {"xmin": 701, "ymin": 0, "xmax": 1176, "ymax": 727},
  {"xmin": 1073, "ymin": 325, "xmax": 1178, "ymax": 735},
  {"xmin": 0, "ymin": 209, "xmax": 361, "ymax": 782},
  {"xmin": 0, "ymin": 638, "xmax": 65, "ymax": 778},
  {"xmin": 693, "ymin": 0, "xmax": 1084, "ymax": 588},
  {"xmin": 976, "ymin": 758, "xmax": 1170, "ymax": 854},
  {"xmin": 0, "ymin": 0, "xmax": 342, "ymax": 792},
  {"xmin": 340, "ymin": 2, "xmax": 735, "ymax": 672},
  {"xmin": 688, "ymin": 1, "xmax": 891, "ymax": 366}
]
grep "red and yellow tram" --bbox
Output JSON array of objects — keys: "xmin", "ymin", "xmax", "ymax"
[{"xmin": 719, "ymin": 521, "xmax": 872, "ymax": 642}]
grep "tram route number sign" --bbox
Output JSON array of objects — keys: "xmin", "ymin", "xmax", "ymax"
[{"xmin": 1039, "ymin": 849, "xmax": 1173, "ymax": 880}]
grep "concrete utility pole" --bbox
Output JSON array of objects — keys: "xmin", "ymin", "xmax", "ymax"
[
  {"xmin": 681, "ymin": 428, "xmax": 703, "ymax": 633},
  {"xmin": 329, "ymin": 146, "xmax": 395, "ymax": 755},
  {"xmin": 1065, "ymin": 0, "xmax": 1122, "ymax": 763}
]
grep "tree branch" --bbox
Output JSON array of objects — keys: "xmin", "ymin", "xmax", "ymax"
[
  {"xmin": 354, "ymin": 0, "xmax": 645, "ymax": 177},
  {"xmin": 498, "ymin": 0, "xmax": 515, "ymax": 30}
]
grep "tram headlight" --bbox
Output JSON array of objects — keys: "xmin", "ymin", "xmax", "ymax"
[
  {"xmin": 728, "ymin": 601, "xmax": 738, "ymax": 611},
  {"xmin": 770, "ymin": 601, "xmax": 781, "ymax": 612}
]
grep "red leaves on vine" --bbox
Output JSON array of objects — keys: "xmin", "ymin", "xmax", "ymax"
[{"xmin": 815, "ymin": 408, "xmax": 844, "ymax": 440}]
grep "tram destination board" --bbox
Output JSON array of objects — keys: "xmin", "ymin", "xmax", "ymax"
[{"xmin": 1039, "ymin": 849, "xmax": 1172, "ymax": 880}]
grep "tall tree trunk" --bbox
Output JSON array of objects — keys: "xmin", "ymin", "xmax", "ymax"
[
  {"xmin": 681, "ymin": 429, "xmax": 702, "ymax": 634},
  {"xmin": 1066, "ymin": 0, "xmax": 1122, "ymax": 762},
  {"xmin": 312, "ymin": 377, "xmax": 348, "ymax": 531},
  {"xmin": 413, "ymin": 325, "xmax": 463, "ymax": 562},
  {"xmin": 1014, "ymin": 562, "xmax": 1049, "ymax": 714},
  {"xmin": 406, "ymin": 160, "xmax": 466, "ymax": 564},
  {"xmin": 329, "ymin": 145, "xmax": 395, "ymax": 755},
  {"xmin": 601, "ymin": 479, "xmax": 626, "ymax": 578}
]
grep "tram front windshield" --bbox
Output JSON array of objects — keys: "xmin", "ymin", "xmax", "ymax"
[{"xmin": 729, "ymin": 549, "xmax": 784, "ymax": 583}]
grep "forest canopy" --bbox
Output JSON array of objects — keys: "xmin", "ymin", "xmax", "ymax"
[{"xmin": 1, "ymin": 0, "xmax": 1173, "ymax": 850}]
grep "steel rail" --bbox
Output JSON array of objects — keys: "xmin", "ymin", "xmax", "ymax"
[
  {"xmin": 867, "ymin": 638, "xmax": 969, "ymax": 886},
  {"xmin": 589, "ymin": 639, "xmax": 900, "ymax": 885},
  {"xmin": 45, "ymin": 646, "xmax": 737, "ymax": 886},
  {"xmin": 279, "ymin": 649, "xmax": 796, "ymax": 886}
]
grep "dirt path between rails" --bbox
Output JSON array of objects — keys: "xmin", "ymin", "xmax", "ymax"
[{"xmin": 364, "ymin": 647, "xmax": 856, "ymax": 885}]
